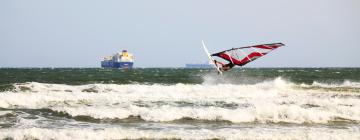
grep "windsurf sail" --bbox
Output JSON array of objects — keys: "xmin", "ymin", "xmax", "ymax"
[{"xmin": 211, "ymin": 43, "xmax": 284, "ymax": 66}]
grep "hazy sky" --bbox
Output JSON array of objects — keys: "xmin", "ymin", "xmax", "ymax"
[{"xmin": 1, "ymin": 0, "xmax": 359, "ymax": 67}]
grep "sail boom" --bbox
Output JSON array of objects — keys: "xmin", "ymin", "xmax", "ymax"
[{"xmin": 217, "ymin": 43, "xmax": 284, "ymax": 53}]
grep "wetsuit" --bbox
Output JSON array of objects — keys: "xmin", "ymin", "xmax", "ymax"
[
  {"xmin": 220, "ymin": 63, "xmax": 235, "ymax": 71},
  {"xmin": 214, "ymin": 60, "xmax": 235, "ymax": 71}
]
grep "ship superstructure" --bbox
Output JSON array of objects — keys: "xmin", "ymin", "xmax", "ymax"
[{"xmin": 101, "ymin": 50, "xmax": 134, "ymax": 69}]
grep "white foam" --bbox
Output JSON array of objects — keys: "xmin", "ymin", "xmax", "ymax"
[
  {"xmin": 0, "ymin": 126, "xmax": 359, "ymax": 140},
  {"xmin": 311, "ymin": 80, "xmax": 360, "ymax": 88},
  {"xmin": 1, "ymin": 78, "xmax": 360, "ymax": 124},
  {"xmin": 50, "ymin": 97, "xmax": 360, "ymax": 124},
  {"xmin": 0, "ymin": 111, "xmax": 12, "ymax": 116}
]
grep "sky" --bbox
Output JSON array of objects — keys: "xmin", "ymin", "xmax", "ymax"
[{"xmin": 0, "ymin": 0, "xmax": 359, "ymax": 68}]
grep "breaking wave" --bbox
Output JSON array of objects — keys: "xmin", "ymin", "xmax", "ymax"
[{"xmin": 1, "ymin": 78, "xmax": 360, "ymax": 124}]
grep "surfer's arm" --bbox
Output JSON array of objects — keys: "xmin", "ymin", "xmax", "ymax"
[{"xmin": 214, "ymin": 60, "xmax": 224, "ymax": 67}]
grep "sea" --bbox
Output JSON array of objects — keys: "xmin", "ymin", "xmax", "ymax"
[{"xmin": 0, "ymin": 68, "xmax": 359, "ymax": 140}]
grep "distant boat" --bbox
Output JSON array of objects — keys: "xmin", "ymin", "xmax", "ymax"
[
  {"xmin": 101, "ymin": 50, "xmax": 134, "ymax": 69},
  {"xmin": 185, "ymin": 61, "xmax": 213, "ymax": 68}
]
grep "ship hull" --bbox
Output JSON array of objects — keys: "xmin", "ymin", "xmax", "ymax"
[{"xmin": 101, "ymin": 61, "xmax": 133, "ymax": 69}]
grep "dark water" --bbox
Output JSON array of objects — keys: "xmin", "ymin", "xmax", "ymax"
[
  {"xmin": 1, "ymin": 68, "xmax": 359, "ymax": 90},
  {"xmin": 0, "ymin": 68, "xmax": 359, "ymax": 139}
]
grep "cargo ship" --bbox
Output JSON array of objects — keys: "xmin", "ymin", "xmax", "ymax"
[{"xmin": 101, "ymin": 50, "xmax": 134, "ymax": 69}]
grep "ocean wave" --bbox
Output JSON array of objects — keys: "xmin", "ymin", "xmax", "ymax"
[
  {"xmin": 0, "ymin": 126, "xmax": 359, "ymax": 140},
  {"xmin": 311, "ymin": 80, "xmax": 360, "ymax": 88},
  {"xmin": 0, "ymin": 78, "xmax": 359, "ymax": 124},
  {"xmin": 8, "ymin": 77, "xmax": 360, "ymax": 94},
  {"xmin": 298, "ymin": 80, "xmax": 360, "ymax": 93},
  {"xmin": 50, "ymin": 104, "xmax": 360, "ymax": 124}
]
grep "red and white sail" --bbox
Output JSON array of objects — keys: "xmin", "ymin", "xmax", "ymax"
[{"xmin": 211, "ymin": 43, "xmax": 284, "ymax": 66}]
